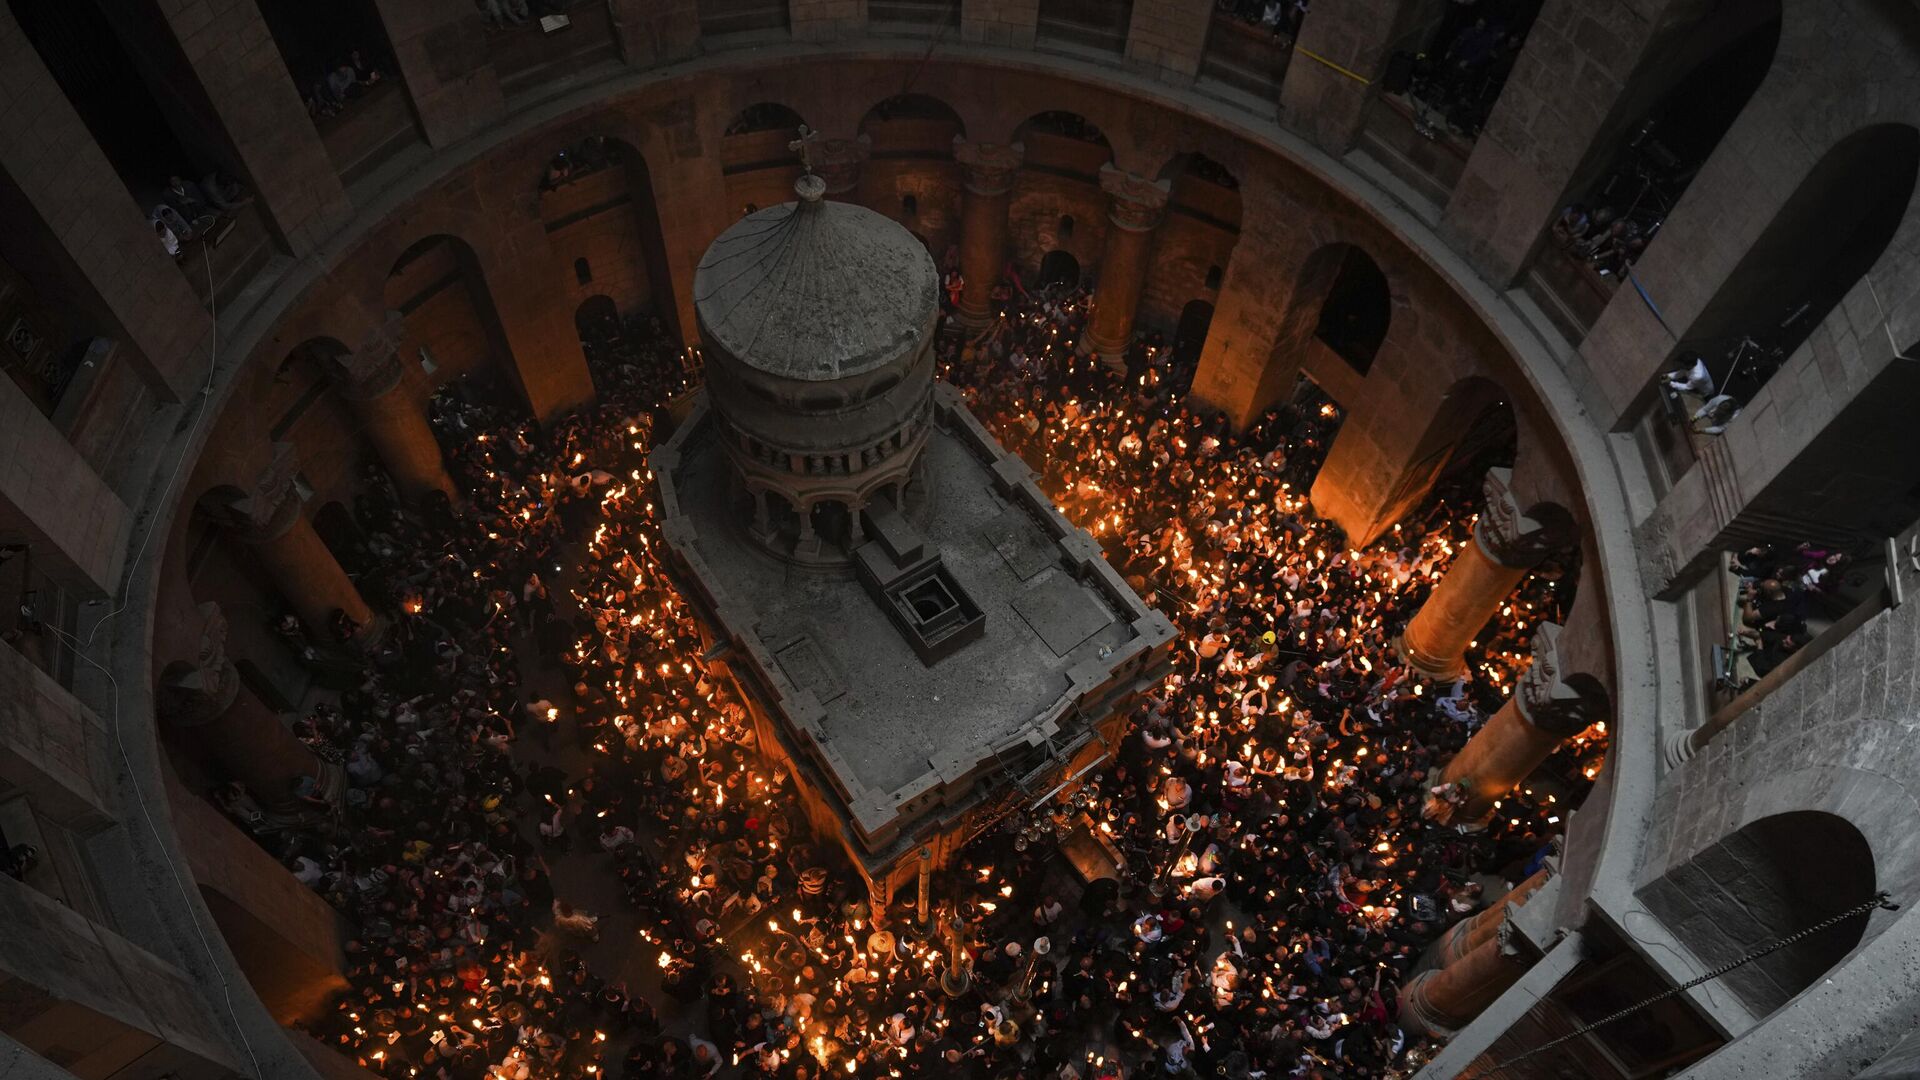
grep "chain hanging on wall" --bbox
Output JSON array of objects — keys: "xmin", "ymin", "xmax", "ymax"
[{"xmin": 1486, "ymin": 891, "xmax": 1899, "ymax": 1072}]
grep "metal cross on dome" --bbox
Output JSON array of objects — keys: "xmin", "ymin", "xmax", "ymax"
[{"xmin": 789, "ymin": 125, "xmax": 822, "ymax": 176}]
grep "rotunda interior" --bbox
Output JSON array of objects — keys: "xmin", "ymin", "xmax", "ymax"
[{"xmin": 1, "ymin": 3, "xmax": 1918, "ymax": 1080}]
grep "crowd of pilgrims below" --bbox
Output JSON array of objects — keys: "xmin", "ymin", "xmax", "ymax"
[{"xmin": 254, "ymin": 278, "xmax": 1597, "ymax": 1080}]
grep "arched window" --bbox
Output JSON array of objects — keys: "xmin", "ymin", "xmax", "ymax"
[
  {"xmin": 574, "ymin": 257, "xmax": 592, "ymax": 285},
  {"xmin": 901, "ymin": 194, "xmax": 918, "ymax": 216},
  {"xmin": 1059, "ymin": 214, "xmax": 1076, "ymax": 239},
  {"xmin": 1204, "ymin": 264, "xmax": 1223, "ymax": 291}
]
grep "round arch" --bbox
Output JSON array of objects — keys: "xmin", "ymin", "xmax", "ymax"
[
  {"xmin": 1037, "ymin": 249, "xmax": 1081, "ymax": 289},
  {"xmin": 860, "ymin": 93, "xmax": 960, "ymax": 155},
  {"xmin": 537, "ymin": 135, "xmax": 676, "ymax": 336},
  {"xmin": 1640, "ymin": 811, "xmax": 1875, "ymax": 1017},
  {"xmin": 382, "ymin": 234, "xmax": 514, "ymax": 392},
  {"xmin": 1550, "ymin": 2, "xmax": 1782, "ymax": 283},
  {"xmin": 1305, "ymin": 244, "xmax": 1391, "ymax": 377},
  {"xmin": 1014, "ymin": 110, "xmax": 1113, "ymax": 170}
]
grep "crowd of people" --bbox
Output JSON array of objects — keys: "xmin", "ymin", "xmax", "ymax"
[
  {"xmin": 1401, "ymin": 1, "xmax": 1541, "ymax": 141},
  {"xmin": 300, "ymin": 47, "xmax": 387, "ymax": 121},
  {"xmin": 231, "ymin": 261, "xmax": 1595, "ymax": 1079},
  {"xmin": 1725, "ymin": 542, "xmax": 1856, "ymax": 686}
]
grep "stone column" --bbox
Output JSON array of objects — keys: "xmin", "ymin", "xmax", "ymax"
[
  {"xmin": 1426, "ymin": 623, "xmax": 1607, "ymax": 828},
  {"xmin": 812, "ymin": 135, "xmax": 873, "ymax": 202},
  {"xmin": 157, "ymin": 604, "xmax": 324, "ymax": 814},
  {"xmin": 236, "ymin": 447, "xmax": 379, "ymax": 645},
  {"xmin": 332, "ymin": 323, "xmax": 456, "ymax": 503},
  {"xmin": 952, "ymin": 137, "xmax": 1025, "ymax": 329},
  {"xmin": 1399, "ymin": 914, "xmax": 1533, "ymax": 1037},
  {"xmin": 1398, "ymin": 468, "xmax": 1563, "ymax": 680},
  {"xmin": 1434, "ymin": 861, "xmax": 1553, "ymax": 966},
  {"xmin": 1082, "ymin": 165, "xmax": 1172, "ymax": 364}
]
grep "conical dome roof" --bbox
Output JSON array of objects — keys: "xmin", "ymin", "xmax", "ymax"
[{"xmin": 693, "ymin": 176, "xmax": 939, "ymax": 382}]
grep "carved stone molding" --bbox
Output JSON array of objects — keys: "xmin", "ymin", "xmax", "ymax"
[
  {"xmin": 1475, "ymin": 467, "xmax": 1566, "ymax": 567},
  {"xmin": 237, "ymin": 443, "xmax": 304, "ymax": 543},
  {"xmin": 156, "ymin": 602, "xmax": 240, "ymax": 728},
  {"xmin": 953, "ymin": 137, "xmax": 1025, "ymax": 197},
  {"xmin": 336, "ymin": 315, "xmax": 409, "ymax": 400},
  {"xmin": 1513, "ymin": 622, "xmax": 1607, "ymax": 737},
  {"xmin": 1098, "ymin": 164, "xmax": 1171, "ymax": 232},
  {"xmin": 812, "ymin": 134, "xmax": 872, "ymax": 195}
]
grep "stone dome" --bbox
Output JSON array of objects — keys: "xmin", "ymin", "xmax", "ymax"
[{"xmin": 694, "ymin": 175, "xmax": 939, "ymax": 382}]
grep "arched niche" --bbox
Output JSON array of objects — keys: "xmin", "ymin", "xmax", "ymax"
[
  {"xmin": 383, "ymin": 234, "xmax": 517, "ymax": 394},
  {"xmin": 859, "ymin": 95, "xmax": 965, "ymax": 254},
  {"xmin": 1010, "ymin": 112, "xmax": 1114, "ymax": 278},
  {"xmin": 1542, "ymin": 2, "xmax": 1781, "ymax": 289},
  {"xmin": 858, "ymin": 94, "xmax": 965, "ymax": 158},
  {"xmin": 1639, "ymin": 811, "xmax": 1876, "ymax": 1017},
  {"xmin": 1038, "ymin": 250, "xmax": 1082, "ymax": 289},
  {"xmin": 537, "ymin": 136, "xmax": 676, "ymax": 337},
  {"xmin": 1306, "ymin": 244, "xmax": 1391, "ymax": 377},
  {"xmin": 1146, "ymin": 152, "xmax": 1241, "ymax": 355},
  {"xmin": 310, "ymin": 500, "xmax": 365, "ymax": 574}
]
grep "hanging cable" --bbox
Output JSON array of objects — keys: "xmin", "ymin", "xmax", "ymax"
[
  {"xmin": 43, "ymin": 244, "xmax": 265, "ymax": 1077},
  {"xmin": 1487, "ymin": 891, "xmax": 1898, "ymax": 1071}
]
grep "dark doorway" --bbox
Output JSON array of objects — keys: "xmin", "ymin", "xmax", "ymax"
[
  {"xmin": 1038, "ymin": 250, "xmax": 1081, "ymax": 289},
  {"xmin": 1173, "ymin": 299, "xmax": 1214, "ymax": 368},
  {"xmin": 575, "ymin": 295, "xmax": 618, "ymax": 339}
]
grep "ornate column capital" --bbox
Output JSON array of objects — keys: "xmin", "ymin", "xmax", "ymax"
[
  {"xmin": 954, "ymin": 136, "xmax": 1025, "ymax": 196},
  {"xmin": 1513, "ymin": 622, "xmax": 1608, "ymax": 737},
  {"xmin": 335, "ymin": 315, "xmax": 408, "ymax": 400},
  {"xmin": 237, "ymin": 443, "xmax": 304, "ymax": 543},
  {"xmin": 1474, "ymin": 467, "xmax": 1566, "ymax": 567},
  {"xmin": 157, "ymin": 602, "xmax": 241, "ymax": 727},
  {"xmin": 1098, "ymin": 164, "xmax": 1171, "ymax": 232},
  {"xmin": 811, "ymin": 134, "xmax": 872, "ymax": 196}
]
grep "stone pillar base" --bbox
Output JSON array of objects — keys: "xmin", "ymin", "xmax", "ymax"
[{"xmin": 1394, "ymin": 630, "xmax": 1469, "ymax": 682}]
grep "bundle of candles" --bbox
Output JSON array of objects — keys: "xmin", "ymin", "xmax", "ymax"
[{"xmin": 271, "ymin": 285, "xmax": 1594, "ymax": 1080}]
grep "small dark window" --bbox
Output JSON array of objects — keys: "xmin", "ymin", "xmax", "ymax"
[
  {"xmin": 574, "ymin": 257, "xmax": 592, "ymax": 285},
  {"xmin": 1058, "ymin": 214, "xmax": 1075, "ymax": 239},
  {"xmin": 1205, "ymin": 264, "xmax": 1223, "ymax": 290},
  {"xmin": 902, "ymin": 194, "xmax": 918, "ymax": 216}
]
